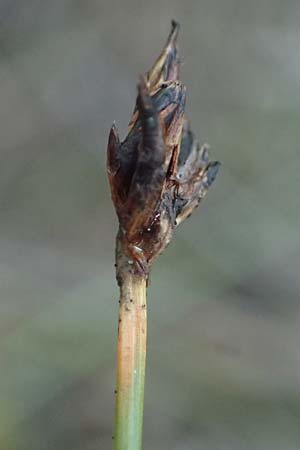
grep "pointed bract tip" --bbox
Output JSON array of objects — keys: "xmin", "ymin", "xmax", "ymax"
[
  {"xmin": 166, "ymin": 20, "xmax": 180, "ymax": 49},
  {"xmin": 137, "ymin": 76, "xmax": 153, "ymax": 113},
  {"xmin": 171, "ymin": 20, "xmax": 180, "ymax": 36},
  {"xmin": 147, "ymin": 21, "xmax": 181, "ymax": 89},
  {"xmin": 138, "ymin": 75, "xmax": 149, "ymax": 93},
  {"xmin": 107, "ymin": 124, "xmax": 121, "ymax": 177},
  {"xmin": 108, "ymin": 123, "xmax": 119, "ymax": 143},
  {"xmin": 206, "ymin": 161, "xmax": 221, "ymax": 186}
]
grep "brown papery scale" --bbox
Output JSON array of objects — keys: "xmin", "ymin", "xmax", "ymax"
[{"xmin": 107, "ymin": 20, "xmax": 220, "ymax": 280}]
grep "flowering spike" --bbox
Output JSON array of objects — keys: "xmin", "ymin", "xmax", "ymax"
[{"xmin": 107, "ymin": 21, "xmax": 220, "ymax": 276}]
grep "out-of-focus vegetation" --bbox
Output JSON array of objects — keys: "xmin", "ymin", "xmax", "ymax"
[{"xmin": 1, "ymin": 1, "xmax": 300, "ymax": 449}]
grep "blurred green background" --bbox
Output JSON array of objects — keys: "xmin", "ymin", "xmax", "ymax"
[{"xmin": 1, "ymin": 1, "xmax": 300, "ymax": 449}]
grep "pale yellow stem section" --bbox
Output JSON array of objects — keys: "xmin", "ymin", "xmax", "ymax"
[{"xmin": 114, "ymin": 271, "xmax": 147, "ymax": 450}]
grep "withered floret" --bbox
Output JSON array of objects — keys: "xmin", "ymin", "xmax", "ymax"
[{"xmin": 107, "ymin": 20, "xmax": 220, "ymax": 275}]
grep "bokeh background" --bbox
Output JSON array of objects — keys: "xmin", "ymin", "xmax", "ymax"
[{"xmin": 1, "ymin": 1, "xmax": 300, "ymax": 449}]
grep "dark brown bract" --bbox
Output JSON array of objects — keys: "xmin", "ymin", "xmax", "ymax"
[{"xmin": 107, "ymin": 21, "xmax": 220, "ymax": 275}]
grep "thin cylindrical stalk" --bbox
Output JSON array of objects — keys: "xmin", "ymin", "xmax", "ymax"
[{"xmin": 114, "ymin": 268, "xmax": 147, "ymax": 450}]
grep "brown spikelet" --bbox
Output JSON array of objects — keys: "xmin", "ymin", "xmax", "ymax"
[{"xmin": 107, "ymin": 20, "xmax": 220, "ymax": 275}]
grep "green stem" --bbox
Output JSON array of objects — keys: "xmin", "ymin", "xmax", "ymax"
[{"xmin": 114, "ymin": 264, "xmax": 147, "ymax": 450}]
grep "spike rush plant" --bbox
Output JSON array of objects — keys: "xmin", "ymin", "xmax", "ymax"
[{"xmin": 107, "ymin": 21, "xmax": 220, "ymax": 450}]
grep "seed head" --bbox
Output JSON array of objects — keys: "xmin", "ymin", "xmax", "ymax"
[{"xmin": 107, "ymin": 21, "xmax": 220, "ymax": 275}]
